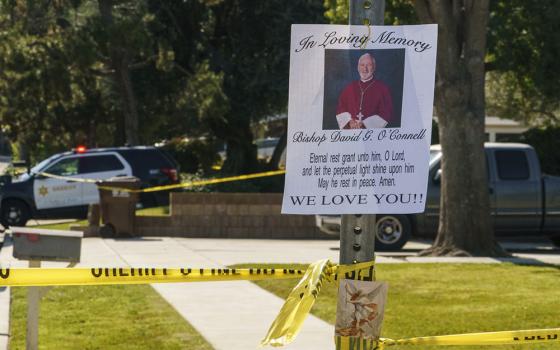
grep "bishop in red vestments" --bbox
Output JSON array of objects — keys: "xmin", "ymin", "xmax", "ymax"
[{"xmin": 336, "ymin": 53, "xmax": 394, "ymax": 129}]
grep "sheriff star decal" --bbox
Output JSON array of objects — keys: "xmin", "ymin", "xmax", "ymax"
[{"xmin": 38, "ymin": 186, "xmax": 49, "ymax": 197}]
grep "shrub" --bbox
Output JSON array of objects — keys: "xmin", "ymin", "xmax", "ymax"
[
  {"xmin": 518, "ymin": 126, "xmax": 560, "ymax": 175},
  {"xmin": 161, "ymin": 137, "xmax": 220, "ymax": 174}
]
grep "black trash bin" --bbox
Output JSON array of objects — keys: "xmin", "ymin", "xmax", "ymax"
[{"xmin": 97, "ymin": 176, "xmax": 141, "ymax": 237}]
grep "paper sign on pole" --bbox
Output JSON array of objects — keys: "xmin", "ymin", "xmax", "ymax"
[
  {"xmin": 335, "ymin": 280, "xmax": 388, "ymax": 339},
  {"xmin": 282, "ymin": 24, "xmax": 438, "ymax": 214}
]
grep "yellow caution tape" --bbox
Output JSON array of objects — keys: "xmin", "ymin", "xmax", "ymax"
[
  {"xmin": 0, "ymin": 260, "xmax": 372, "ymax": 287},
  {"xmin": 126, "ymin": 169, "xmax": 286, "ymax": 193},
  {"xmin": 260, "ymin": 260, "xmax": 376, "ymax": 347},
  {"xmin": 38, "ymin": 170, "xmax": 286, "ymax": 193},
  {"xmin": 335, "ymin": 336, "xmax": 380, "ymax": 350},
  {"xmin": 335, "ymin": 260, "xmax": 376, "ymax": 281},
  {"xmin": 38, "ymin": 172, "xmax": 99, "ymax": 183},
  {"xmin": 0, "ymin": 267, "xmax": 305, "ymax": 287},
  {"xmin": 335, "ymin": 328, "xmax": 560, "ymax": 349},
  {"xmin": 261, "ymin": 259, "xmax": 333, "ymax": 347}
]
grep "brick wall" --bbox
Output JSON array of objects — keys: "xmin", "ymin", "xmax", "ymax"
[{"xmin": 135, "ymin": 193, "xmax": 330, "ymax": 239}]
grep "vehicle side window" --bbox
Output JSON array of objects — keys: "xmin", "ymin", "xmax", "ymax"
[
  {"xmin": 119, "ymin": 150, "xmax": 174, "ymax": 168},
  {"xmin": 79, "ymin": 155, "xmax": 125, "ymax": 174},
  {"xmin": 495, "ymin": 150, "xmax": 530, "ymax": 180},
  {"xmin": 117, "ymin": 150, "xmax": 176, "ymax": 179},
  {"xmin": 44, "ymin": 158, "xmax": 79, "ymax": 176}
]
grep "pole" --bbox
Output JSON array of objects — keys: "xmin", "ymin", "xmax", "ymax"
[
  {"xmin": 339, "ymin": 0, "xmax": 385, "ymax": 266},
  {"xmin": 27, "ymin": 260, "xmax": 40, "ymax": 350}
]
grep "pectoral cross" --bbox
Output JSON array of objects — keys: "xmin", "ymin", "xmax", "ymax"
[{"xmin": 357, "ymin": 112, "xmax": 364, "ymax": 121}]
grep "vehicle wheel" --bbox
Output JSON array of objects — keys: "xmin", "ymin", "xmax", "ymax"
[
  {"xmin": 0, "ymin": 199, "xmax": 30, "ymax": 227},
  {"xmin": 375, "ymin": 215, "xmax": 411, "ymax": 251}
]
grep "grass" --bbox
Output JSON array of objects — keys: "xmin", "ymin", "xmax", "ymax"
[
  {"xmin": 9, "ymin": 285, "xmax": 213, "ymax": 350},
  {"xmin": 234, "ymin": 263, "xmax": 560, "ymax": 350},
  {"xmin": 135, "ymin": 206, "xmax": 169, "ymax": 216},
  {"xmin": 29, "ymin": 220, "xmax": 87, "ymax": 231},
  {"xmin": 29, "ymin": 206, "xmax": 170, "ymax": 231}
]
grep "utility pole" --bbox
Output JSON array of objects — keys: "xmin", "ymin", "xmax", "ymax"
[{"xmin": 339, "ymin": 0, "xmax": 385, "ymax": 267}]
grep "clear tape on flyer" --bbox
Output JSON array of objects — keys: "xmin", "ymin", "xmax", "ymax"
[
  {"xmin": 335, "ymin": 328, "xmax": 560, "ymax": 349},
  {"xmin": 37, "ymin": 170, "xmax": 286, "ymax": 193}
]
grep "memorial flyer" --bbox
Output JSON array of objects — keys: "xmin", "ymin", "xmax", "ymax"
[{"xmin": 282, "ymin": 24, "xmax": 438, "ymax": 214}]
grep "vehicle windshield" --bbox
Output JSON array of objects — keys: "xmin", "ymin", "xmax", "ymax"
[{"xmin": 17, "ymin": 154, "xmax": 61, "ymax": 181}]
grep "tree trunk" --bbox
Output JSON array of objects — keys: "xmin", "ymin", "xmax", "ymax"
[
  {"xmin": 87, "ymin": 118, "xmax": 97, "ymax": 148},
  {"xmin": 98, "ymin": 0, "xmax": 140, "ymax": 146},
  {"xmin": 221, "ymin": 122, "xmax": 258, "ymax": 175},
  {"xmin": 114, "ymin": 53, "xmax": 140, "ymax": 145},
  {"xmin": 414, "ymin": 0, "xmax": 507, "ymax": 256}
]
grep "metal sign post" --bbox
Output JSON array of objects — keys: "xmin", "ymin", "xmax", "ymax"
[
  {"xmin": 27, "ymin": 260, "xmax": 40, "ymax": 350},
  {"xmin": 340, "ymin": 0, "xmax": 385, "ymax": 266}
]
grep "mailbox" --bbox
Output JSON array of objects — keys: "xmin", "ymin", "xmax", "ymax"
[{"xmin": 11, "ymin": 227, "xmax": 83, "ymax": 262}]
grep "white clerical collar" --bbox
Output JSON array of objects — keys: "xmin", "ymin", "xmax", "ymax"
[{"xmin": 360, "ymin": 76, "xmax": 374, "ymax": 83}]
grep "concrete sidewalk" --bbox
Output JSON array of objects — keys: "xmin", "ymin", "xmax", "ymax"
[
  {"xmin": 101, "ymin": 238, "xmax": 335, "ymax": 350},
  {"xmin": 0, "ymin": 236, "xmax": 558, "ymax": 350}
]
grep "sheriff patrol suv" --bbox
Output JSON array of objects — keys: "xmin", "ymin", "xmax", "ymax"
[{"xmin": 0, "ymin": 146, "xmax": 179, "ymax": 227}]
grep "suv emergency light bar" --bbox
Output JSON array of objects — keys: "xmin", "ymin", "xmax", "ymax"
[{"xmin": 74, "ymin": 146, "xmax": 87, "ymax": 153}]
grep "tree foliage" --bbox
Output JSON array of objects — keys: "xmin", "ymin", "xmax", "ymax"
[
  {"xmin": 517, "ymin": 127, "xmax": 560, "ymax": 176},
  {"xmin": 324, "ymin": 0, "xmax": 416, "ymax": 24},
  {"xmin": 200, "ymin": 0, "xmax": 326, "ymax": 174},
  {"xmin": 0, "ymin": 0, "xmax": 325, "ymax": 173},
  {"xmin": 0, "ymin": 0, "xmax": 166, "ymax": 158},
  {"xmin": 0, "ymin": 1, "xmax": 110, "ymax": 159},
  {"xmin": 486, "ymin": 0, "xmax": 560, "ymax": 124}
]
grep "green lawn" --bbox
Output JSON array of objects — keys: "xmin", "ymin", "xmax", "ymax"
[
  {"xmin": 31, "ymin": 206, "xmax": 170, "ymax": 231},
  {"xmin": 135, "ymin": 206, "xmax": 170, "ymax": 216},
  {"xmin": 10, "ymin": 284, "xmax": 213, "ymax": 350},
  {"xmin": 31, "ymin": 220, "xmax": 87, "ymax": 230},
  {"xmin": 237, "ymin": 263, "xmax": 560, "ymax": 350}
]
